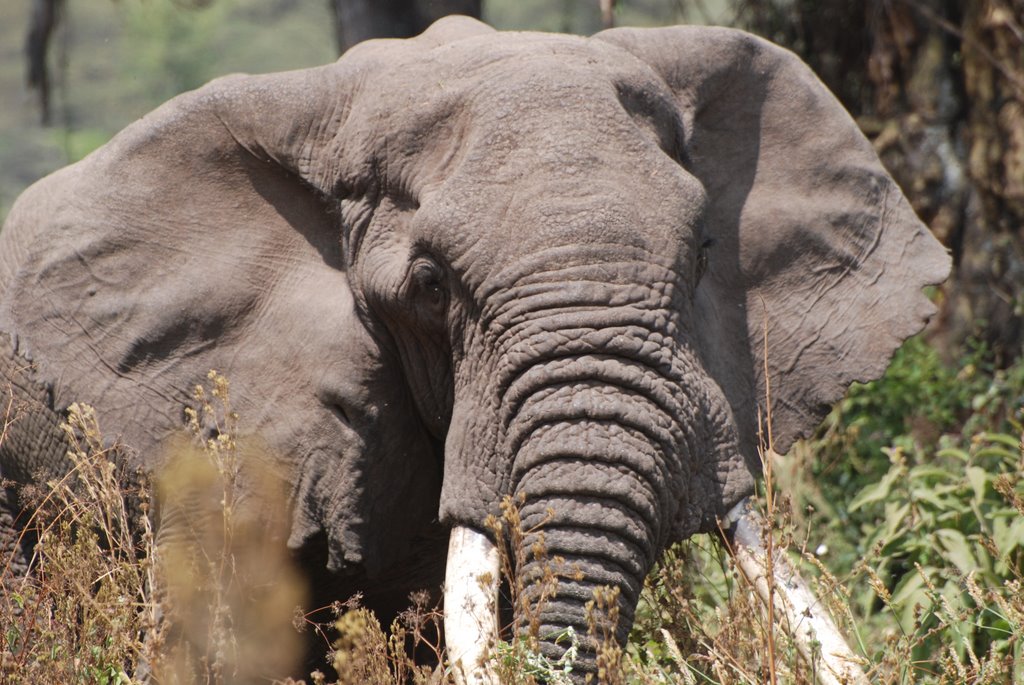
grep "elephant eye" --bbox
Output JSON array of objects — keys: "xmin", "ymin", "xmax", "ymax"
[
  {"xmin": 412, "ymin": 256, "xmax": 444, "ymax": 290},
  {"xmin": 409, "ymin": 255, "xmax": 447, "ymax": 310},
  {"xmin": 696, "ymin": 238, "xmax": 715, "ymax": 284}
]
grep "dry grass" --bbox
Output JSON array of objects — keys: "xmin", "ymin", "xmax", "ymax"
[
  {"xmin": 1, "ymin": 360, "xmax": 1022, "ymax": 684},
  {"xmin": 0, "ymin": 373, "xmax": 305, "ymax": 684},
  {"xmin": 1, "ymin": 401, "xmax": 158, "ymax": 684}
]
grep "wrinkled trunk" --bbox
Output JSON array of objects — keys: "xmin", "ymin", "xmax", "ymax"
[
  {"xmin": 502, "ymin": 348, "xmax": 684, "ymax": 675},
  {"xmin": 442, "ymin": 256, "xmax": 711, "ymax": 680},
  {"xmin": 515, "ymin": 493, "xmax": 646, "ymax": 674}
]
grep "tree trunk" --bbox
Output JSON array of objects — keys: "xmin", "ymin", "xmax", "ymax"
[
  {"xmin": 600, "ymin": 0, "xmax": 617, "ymax": 29},
  {"xmin": 25, "ymin": 0, "xmax": 63, "ymax": 126},
  {"xmin": 327, "ymin": 0, "xmax": 482, "ymax": 54},
  {"xmin": 738, "ymin": 0, "xmax": 1024, "ymax": 364},
  {"xmin": 952, "ymin": 1, "xmax": 1024, "ymax": 361}
]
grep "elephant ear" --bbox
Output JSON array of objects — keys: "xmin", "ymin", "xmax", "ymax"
[
  {"xmin": 0, "ymin": 14, "xmax": 496, "ymax": 576},
  {"xmin": 596, "ymin": 26, "xmax": 950, "ymax": 470},
  {"xmin": 0, "ymin": 64, "xmax": 438, "ymax": 577}
]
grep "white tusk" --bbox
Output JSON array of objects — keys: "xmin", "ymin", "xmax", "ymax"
[
  {"xmin": 445, "ymin": 526, "xmax": 501, "ymax": 685},
  {"xmin": 723, "ymin": 499, "xmax": 869, "ymax": 685}
]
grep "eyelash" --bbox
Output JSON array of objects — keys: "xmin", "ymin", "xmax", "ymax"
[
  {"xmin": 408, "ymin": 255, "xmax": 448, "ymax": 313},
  {"xmin": 696, "ymin": 238, "xmax": 715, "ymax": 281}
]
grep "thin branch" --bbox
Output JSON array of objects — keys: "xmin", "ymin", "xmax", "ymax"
[{"xmin": 899, "ymin": 0, "xmax": 1024, "ymax": 96}]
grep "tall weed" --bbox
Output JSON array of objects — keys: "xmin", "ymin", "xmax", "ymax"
[
  {"xmin": 0, "ymin": 372, "xmax": 306, "ymax": 684},
  {"xmin": 1, "ymin": 402, "xmax": 157, "ymax": 684},
  {"xmin": 626, "ymin": 338, "xmax": 1024, "ymax": 684},
  {"xmin": 2, "ymin": 339, "xmax": 1022, "ymax": 684}
]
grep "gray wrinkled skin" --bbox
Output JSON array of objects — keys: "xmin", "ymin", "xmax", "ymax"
[{"xmin": 0, "ymin": 17, "xmax": 949, "ymax": 676}]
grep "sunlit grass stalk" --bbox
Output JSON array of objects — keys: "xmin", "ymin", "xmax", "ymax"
[{"xmin": 759, "ymin": 317, "xmax": 780, "ymax": 685}]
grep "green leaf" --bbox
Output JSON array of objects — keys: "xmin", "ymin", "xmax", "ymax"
[
  {"xmin": 911, "ymin": 486, "xmax": 965, "ymax": 514},
  {"xmin": 993, "ymin": 517, "xmax": 1024, "ymax": 558},
  {"xmin": 966, "ymin": 466, "xmax": 990, "ymax": 506},
  {"xmin": 891, "ymin": 570, "xmax": 932, "ymax": 632},
  {"xmin": 934, "ymin": 528, "xmax": 979, "ymax": 574},
  {"xmin": 850, "ymin": 466, "xmax": 904, "ymax": 512},
  {"xmin": 882, "ymin": 501, "xmax": 911, "ymax": 541},
  {"xmin": 937, "ymin": 447, "xmax": 971, "ymax": 462},
  {"xmin": 908, "ymin": 465, "xmax": 956, "ymax": 482},
  {"xmin": 978, "ymin": 432, "xmax": 1023, "ymax": 450},
  {"xmin": 975, "ymin": 446, "xmax": 1020, "ymax": 462}
]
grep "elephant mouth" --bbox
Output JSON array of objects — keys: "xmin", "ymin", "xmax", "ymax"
[{"xmin": 327, "ymin": 402, "xmax": 352, "ymax": 426}]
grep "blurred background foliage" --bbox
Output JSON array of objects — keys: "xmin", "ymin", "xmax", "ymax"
[
  {"xmin": 0, "ymin": 1, "xmax": 1022, "ymax": 680},
  {"xmin": 2, "ymin": 0, "xmax": 337, "ymax": 217}
]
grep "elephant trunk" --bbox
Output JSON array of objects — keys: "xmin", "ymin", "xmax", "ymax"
[
  {"xmin": 444, "ymin": 266, "xmax": 702, "ymax": 681},
  {"xmin": 520, "ymin": 491, "xmax": 647, "ymax": 671},
  {"xmin": 504, "ymin": 354, "xmax": 683, "ymax": 678}
]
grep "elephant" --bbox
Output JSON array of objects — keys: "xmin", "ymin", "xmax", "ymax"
[{"xmin": 0, "ymin": 15, "xmax": 950, "ymax": 681}]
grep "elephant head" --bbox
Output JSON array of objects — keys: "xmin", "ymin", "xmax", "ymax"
[{"xmin": 0, "ymin": 16, "xmax": 949, "ymax": 679}]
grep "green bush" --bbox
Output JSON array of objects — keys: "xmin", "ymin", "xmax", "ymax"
[{"xmin": 627, "ymin": 337, "xmax": 1024, "ymax": 683}]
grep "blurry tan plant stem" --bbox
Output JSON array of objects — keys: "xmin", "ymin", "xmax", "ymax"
[
  {"xmin": 156, "ymin": 370, "xmax": 306, "ymax": 683},
  {"xmin": 726, "ymin": 325, "xmax": 868, "ymax": 685}
]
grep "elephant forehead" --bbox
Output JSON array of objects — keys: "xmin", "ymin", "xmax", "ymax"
[
  {"xmin": 410, "ymin": 132, "xmax": 706, "ymax": 286},
  {"xmin": 345, "ymin": 29, "xmax": 669, "ymax": 104},
  {"xmin": 333, "ymin": 31, "xmax": 683, "ymax": 188}
]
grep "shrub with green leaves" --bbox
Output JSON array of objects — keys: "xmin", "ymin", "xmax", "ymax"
[{"xmin": 625, "ymin": 337, "xmax": 1024, "ymax": 684}]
